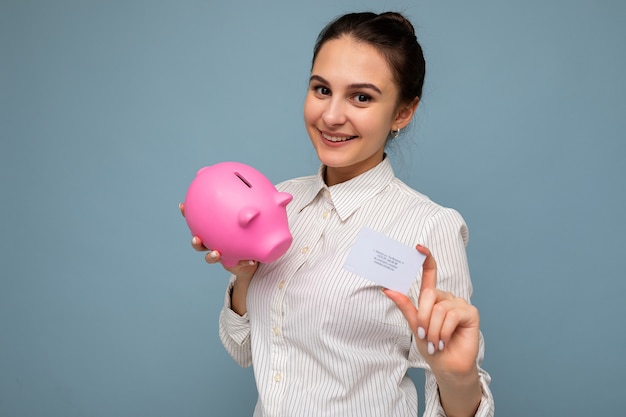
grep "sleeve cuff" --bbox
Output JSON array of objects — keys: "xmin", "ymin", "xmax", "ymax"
[
  {"xmin": 220, "ymin": 276, "xmax": 250, "ymax": 346},
  {"xmin": 473, "ymin": 370, "xmax": 495, "ymax": 417},
  {"xmin": 424, "ymin": 373, "xmax": 494, "ymax": 417}
]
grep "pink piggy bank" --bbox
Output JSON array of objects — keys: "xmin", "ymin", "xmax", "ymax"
[{"xmin": 183, "ymin": 162, "xmax": 293, "ymax": 267}]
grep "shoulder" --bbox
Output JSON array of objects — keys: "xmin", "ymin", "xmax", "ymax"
[
  {"xmin": 388, "ymin": 176, "xmax": 433, "ymax": 204},
  {"xmin": 273, "ymin": 175, "xmax": 321, "ymax": 212},
  {"xmin": 275, "ymin": 174, "xmax": 318, "ymax": 193},
  {"xmin": 275, "ymin": 175, "xmax": 319, "ymax": 201},
  {"xmin": 387, "ymin": 178, "xmax": 469, "ymax": 244},
  {"xmin": 386, "ymin": 177, "xmax": 457, "ymax": 218}
]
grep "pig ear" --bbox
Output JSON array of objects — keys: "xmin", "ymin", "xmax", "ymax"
[
  {"xmin": 238, "ymin": 207, "xmax": 260, "ymax": 227},
  {"xmin": 275, "ymin": 192, "xmax": 293, "ymax": 207}
]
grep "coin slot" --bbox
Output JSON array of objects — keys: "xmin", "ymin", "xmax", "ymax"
[{"xmin": 235, "ymin": 172, "xmax": 252, "ymax": 188}]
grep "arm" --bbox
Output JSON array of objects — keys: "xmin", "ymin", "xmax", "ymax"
[
  {"xmin": 218, "ymin": 275, "xmax": 254, "ymax": 367},
  {"xmin": 180, "ymin": 203, "xmax": 258, "ymax": 367},
  {"xmin": 384, "ymin": 209, "xmax": 494, "ymax": 417},
  {"xmin": 196, "ymin": 245, "xmax": 258, "ymax": 368},
  {"xmin": 385, "ymin": 246, "xmax": 483, "ymax": 417}
]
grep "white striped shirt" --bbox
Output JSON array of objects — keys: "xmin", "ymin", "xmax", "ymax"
[{"xmin": 219, "ymin": 158, "xmax": 494, "ymax": 416}]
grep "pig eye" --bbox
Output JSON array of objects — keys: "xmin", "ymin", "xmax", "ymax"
[{"xmin": 235, "ymin": 172, "xmax": 252, "ymax": 188}]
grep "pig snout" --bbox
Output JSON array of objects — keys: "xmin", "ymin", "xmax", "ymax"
[
  {"xmin": 256, "ymin": 231, "xmax": 293, "ymax": 264},
  {"xmin": 237, "ymin": 207, "xmax": 293, "ymax": 264}
]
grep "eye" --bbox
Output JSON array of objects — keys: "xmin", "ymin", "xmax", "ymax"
[
  {"xmin": 352, "ymin": 93, "xmax": 372, "ymax": 104},
  {"xmin": 314, "ymin": 85, "xmax": 331, "ymax": 96}
]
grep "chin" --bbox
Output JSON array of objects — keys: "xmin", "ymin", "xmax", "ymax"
[{"xmin": 315, "ymin": 149, "xmax": 347, "ymax": 167}]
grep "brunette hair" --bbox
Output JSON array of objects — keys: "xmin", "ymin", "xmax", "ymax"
[{"xmin": 312, "ymin": 12, "xmax": 426, "ymax": 105}]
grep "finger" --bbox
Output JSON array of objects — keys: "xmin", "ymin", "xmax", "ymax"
[
  {"xmin": 204, "ymin": 249, "xmax": 221, "ymax": 264},
  {"xmin": 426, "ymin": 297, "xmax": 456, "ymax": 352},
  {"xmin": 415, "ymin": 285, "xmax": 437, "ymax": 342},
  {"xmin": 415, "ymin": 245, "xmax": 438, "ymax": 340},
  {"xmin": 417, "ymin": 244, "xmax": 437, "ymax": 292},
  {"xmin": 438, "ymin": 307, "xmax": 461, "ymax": 349},
  {"xmin": 191, "ymin": 236, "xmax": 208, "ymax": 251},
  {"xmin": 439, "ymin": 302, "xmax": 480, "ymax": 346},
  {"xmin": 179, "ymin": 202, "xmax": 185, "ymax": 217},
  {"xmin": 383, "ymin": 289, "xmax": 419, "ymax": 331},
  {"xmin": 427, "ymin": 303, "xmax": 446, "ymax": 349},
  {"xmin": 223, "ymin": 259, "xmax": 259, "ymax": 280}
]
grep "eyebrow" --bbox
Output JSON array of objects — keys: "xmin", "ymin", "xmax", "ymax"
[{"xmin": 309, "ymin": 75, "xmax": 382, "ymax": 95}]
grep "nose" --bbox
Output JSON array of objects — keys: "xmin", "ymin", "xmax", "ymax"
[{"xmin": 322, "ymin": 97, "xmax": 347, "ymax": 127}]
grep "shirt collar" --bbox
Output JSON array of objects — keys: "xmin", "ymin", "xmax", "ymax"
[{"xmin": 299, "ymin": 157, "xmax": 396, "ymax": 222}]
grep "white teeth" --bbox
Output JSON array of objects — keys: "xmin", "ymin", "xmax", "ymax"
[{"xmin": 322, "ymin": 132, "xmax": 356, "ymax": 142}]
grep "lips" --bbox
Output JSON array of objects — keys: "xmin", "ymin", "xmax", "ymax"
[{"xmin": 321, "ymin": 131, "xmax": 358, "ymax": 142}]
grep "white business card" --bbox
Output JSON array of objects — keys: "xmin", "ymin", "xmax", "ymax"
[{"xmin": 343, "ymin": 227, "xmax": 426, "ymax": 294}]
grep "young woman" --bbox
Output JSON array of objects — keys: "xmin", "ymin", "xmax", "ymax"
[{"xmin": 182, "ymin": 11, "xmax": 494, "ymax": 417}]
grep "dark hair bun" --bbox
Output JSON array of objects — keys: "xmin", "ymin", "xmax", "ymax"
[{"xmin": 379, "ymin": 11, "xmax": 416, "ymax": 36}]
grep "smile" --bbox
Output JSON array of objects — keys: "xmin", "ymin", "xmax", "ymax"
[{"xmin": 322, "ymin": 132, "xmax": 358, "ymax": 142}]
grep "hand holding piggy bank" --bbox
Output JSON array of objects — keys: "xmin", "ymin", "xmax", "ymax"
[{"xmin": 183, "ymin": 162, "xmax": 293, "ymax": 267}]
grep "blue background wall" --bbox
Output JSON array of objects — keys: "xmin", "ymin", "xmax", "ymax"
[{"xmin": 2, "ymin": 0, "xmax": 625, "ymax": 416}]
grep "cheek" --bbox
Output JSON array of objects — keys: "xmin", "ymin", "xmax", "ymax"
[
  {"xmin": 354, "ymin": 111, "xmax": 390, "ymax": 137},
  {"xmin": 304, "ymin": 94, "xmax": 323, "ymax": 124},
  {"xmin": 377, "ymin": 108, "xmax": 398, "ymax": 135},
  {"xmin": 303, "ymin": 97, "xmax": 318, "ymax": 125}
]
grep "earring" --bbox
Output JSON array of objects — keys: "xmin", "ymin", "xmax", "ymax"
[{"xmin": 390, "ymin": 127, "xmax": 401, "ymax": 139}]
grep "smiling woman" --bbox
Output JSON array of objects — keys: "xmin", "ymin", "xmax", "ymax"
[
  {"xmin": 304, "ymin": 36, "xmax": 417, "ymax": 186},
  {"xmin": 184, "ymin": 11, "xmax": 494, "ymax": 417}
]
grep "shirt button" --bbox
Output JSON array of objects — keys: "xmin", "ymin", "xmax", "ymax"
[
  {"xmin": 301, "ymin": 247, "xmax": 309, "ymax": 254},
  {"xmin": 274, "ymin": 373, "xmax": 282, "ymax": 382},
  {"xmin": 322, "ymin": 211, "xmax": 329, "ymax": 219},
  {"xmin": 273, "ymin": 326, "xmax": 280, "ymax": 336},
  {"xmin": 278, "ymin": 280, "xmax": 285, "ymax": 289}
]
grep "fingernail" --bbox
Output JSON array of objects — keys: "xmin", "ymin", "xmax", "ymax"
[
  {"xmin": 179, "ymin": 202, "xmax": 183, "ymax": 209},
  {"xmin": 248, "ymin": 260, "xmax": 255, "ymax": 265},
  {"xmin": 192, "ymin": 237, "xmax": 199, "ymax": 245},
  {"xmin": 209, "ymin": 251, "xmax": 218, "ymax": 259},
  {"xmin": 427, "ymin": 342, "xmax": 435, "ymax": 355},
  {"xmin": 417, "ymin": 327, "xmax": 426, "ymax": 340},
  {"xmin": 438, "ymin": 340, "xmax": 445, "ymax": 351}
]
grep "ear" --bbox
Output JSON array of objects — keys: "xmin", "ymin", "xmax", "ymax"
[
  {"xmin": 393, "ymin": 97, "xmax": 420, "ymax": 131},
  {"xmin": 275, "ymin": 192, "xmax": 293, "ymax": 207},
  {"xmin": 238, "ymin": 206, "xmax": 260, "ymax": 227}
]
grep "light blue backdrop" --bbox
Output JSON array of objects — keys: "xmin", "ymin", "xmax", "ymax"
[{"xmin": 2, "ymin": 0, "xmax": 624, "ymax": 416}]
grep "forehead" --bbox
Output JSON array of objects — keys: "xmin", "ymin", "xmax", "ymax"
[{"xmin": 312, "ymin": 36, "xmax": 395, "ymax": 90}]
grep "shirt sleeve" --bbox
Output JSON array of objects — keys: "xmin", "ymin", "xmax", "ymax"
[
  {"xmin": 218, "ymin": 275, "xmax": 253, "ymax": 368},
  {"xmin": 407, "ymin": 207, "xmax": 495, "ymax": 416}
]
